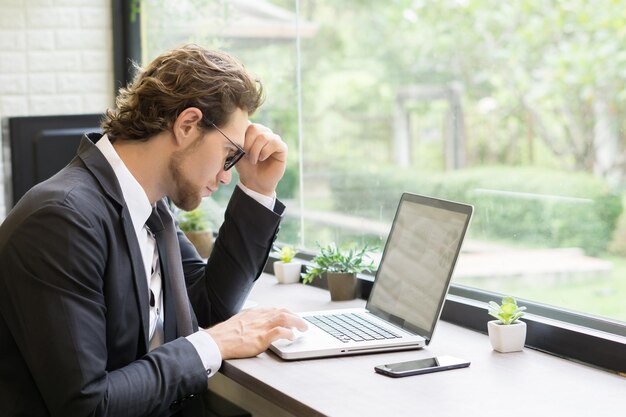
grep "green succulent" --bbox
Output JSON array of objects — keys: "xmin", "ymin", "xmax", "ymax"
[
  {"xmin": 273, "ymin": 245, "xmax": 297, "ymax": 263},
  {"xmin": 488, "ymin": 296, "xmax": 527, "ymax": 325}
]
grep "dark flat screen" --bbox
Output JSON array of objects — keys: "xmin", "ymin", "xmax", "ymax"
[{"xmin": 2, "ymin": 113, "xmax": 102, "ymax": 207}]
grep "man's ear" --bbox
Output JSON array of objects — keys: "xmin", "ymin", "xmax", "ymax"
[{"xmin": 172, "ymin": 107, "xmax": 203, "ymax": 146}]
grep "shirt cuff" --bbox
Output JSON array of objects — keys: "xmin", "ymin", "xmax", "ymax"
[
  {"xmin": 186, "ymin": 330, "xmax": 222, "ymax": 378},
  {"xmin": 237, "ymin": 181, "xmax": 276, "ymax": 211}
]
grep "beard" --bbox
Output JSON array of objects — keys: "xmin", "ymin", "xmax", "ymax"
[{"xmin": 168, "ymin": 146, "xmax": 203, "ymax": 212}]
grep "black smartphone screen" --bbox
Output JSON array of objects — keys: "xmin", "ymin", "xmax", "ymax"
[{"xmin": 374, "ymin": 355, "xmax": 470, "ymax": 377}]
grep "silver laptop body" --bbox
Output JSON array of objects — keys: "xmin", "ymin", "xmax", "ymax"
[{"xmin": 270, "ymin": 193, "xmax": 474, "ymax": 360}]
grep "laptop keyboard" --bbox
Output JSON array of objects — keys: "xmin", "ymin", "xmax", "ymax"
[{"xmin": 305, "ymin": 313, "xmax": 401, "ymax": 343}]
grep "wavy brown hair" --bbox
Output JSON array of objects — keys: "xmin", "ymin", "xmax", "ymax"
[{"xmin": 102, "ymin": 44, "xmax": 264, "ymax": 141}]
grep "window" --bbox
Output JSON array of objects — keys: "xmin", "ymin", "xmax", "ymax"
[{"xmin": 137, "ymin": 0, "xmax": 626, "ymax": 368}]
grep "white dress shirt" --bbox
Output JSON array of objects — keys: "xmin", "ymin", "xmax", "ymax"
[{"xmin": 96, "ymin": 135, "xmax": 275, "ymax": 378}]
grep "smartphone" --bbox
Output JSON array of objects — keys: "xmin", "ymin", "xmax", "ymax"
[{"xmin": 374, "ymin": 355, "xmax": 470, "ymax": 378}]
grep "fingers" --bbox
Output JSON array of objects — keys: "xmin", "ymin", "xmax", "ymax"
[
  {"xmin": 244, "ymin": 123, "xmax": 287, "ymax": 165},
  {"xmin": 267, "ymin": 308, "xmax": 309, "ymax": 332},
  {"xmin": 261, "ymin": 308, "xmax": 308, "ymax": 345},
  {"xmin": 245, "ymin": 307, "xmax": 307, "ymax": 333},
  {"xmin": 236, "ymin": 122, "xmax": 288, "ymax": 196},
  {"xmin": 205, "ymin": 307, "xmax": 307, "ymax": 359},
  {"xmin": 268, "ymin": 326, "xmax": 297, "ymax": 342}
]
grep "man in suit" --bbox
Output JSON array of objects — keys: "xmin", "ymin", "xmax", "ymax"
[{"xmin": 0, "ymin": 44, "xmax": 307, "ymax": 416}]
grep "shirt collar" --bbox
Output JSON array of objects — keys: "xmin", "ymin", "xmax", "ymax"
[{"xmin": 95, "ymin": 135, "xmax": 153, "ymax": 235}]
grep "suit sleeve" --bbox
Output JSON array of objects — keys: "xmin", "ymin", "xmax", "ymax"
[
  {"xmin": 0, "ymin": 203, "xmax": 207, "ymax": 417},
  {"xmin": 181, "ymin": 186, "xmax": 284, "ymax": 327}
]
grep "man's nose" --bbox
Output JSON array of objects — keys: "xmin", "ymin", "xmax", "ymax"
[{"xmin": 218, "ymin": 169, "xmax": 232, "ymax": 185}]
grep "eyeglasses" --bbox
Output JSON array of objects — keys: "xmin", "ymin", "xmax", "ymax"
[{"xmin": 210, "ymin": 122, "xmax": 246, "ymax": 171}]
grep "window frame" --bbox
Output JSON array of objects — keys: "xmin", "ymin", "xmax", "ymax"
[{"xmin": 111, "ymin": 0, "xmax": 142, "ymax": 97}]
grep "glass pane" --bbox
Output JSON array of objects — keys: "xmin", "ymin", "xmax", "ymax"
[{"xmin": 142, "ymin": 0, "xmax": 626, "ymax": 324}]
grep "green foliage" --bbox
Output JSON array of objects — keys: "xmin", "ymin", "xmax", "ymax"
[
  {"xmin": 276, "ymin": 163, "xmax": 299, "ymax": 199},
  {"xmin": 328, "ymin": 164, "xmax": 623, "ymax": 255},
  {"xmin": 177, "ymin": 208, "xmax": 209, "ymax": 232},
  {"xmin": 273, "ymin": 245, "xmax": 297, "ymax": 263},
  {"xmin": 143, "ymin": 0, "xmax": 626, "ymax": 323},
  {"xmin": 302, "ymin": 243, "xmax": 375, "ymax": 284},
  {"xmin": 278, "ymin": 0, "xmax": 626, "ymax": 177},
  {"xmin": 146, "ymin": 0, "xmax": 626, "ymax": 258},
  {"xmin": 488, "ymin": 296, "xmax": 527, "ymax": 325}
]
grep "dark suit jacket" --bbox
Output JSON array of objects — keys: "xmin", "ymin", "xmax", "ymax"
[{"xmin": 0, "ymin": 134, "xmax": 284, "ymax": 417}]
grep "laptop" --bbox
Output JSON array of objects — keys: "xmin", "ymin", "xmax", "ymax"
[{"xmin": 270, "ymin": 192, "xmax": 473, "ymax": 360}]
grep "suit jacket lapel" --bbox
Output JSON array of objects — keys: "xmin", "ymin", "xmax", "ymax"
[
  {"xmin": 157, "ymin": 241, "xmax": 178, "ymax": 342},
  {"xmin": 120, "ymin": 208, "xmax": 151, "ymax": 350}
]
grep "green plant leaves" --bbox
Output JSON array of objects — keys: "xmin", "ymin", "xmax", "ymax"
[
  {"xmin": 273, "ymin": 245, "xmax": 297, "ymax": 263},
  {"xmin": 487, "ymin": 296, "xmax": 527, "ymax": 325},
  {"xmin": 302, "ymin": 243, "xmax": 376, "ymax": 284},
  {"xmin": 178, "ymin": 208, "xmax": 209, "ymax": 232}
]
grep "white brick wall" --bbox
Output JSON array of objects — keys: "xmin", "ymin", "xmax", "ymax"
[{"xmin": 0, "ymin": 0, "xmax": 113, "ymax": 218}]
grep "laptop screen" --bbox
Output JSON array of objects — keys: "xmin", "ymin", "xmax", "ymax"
[{"xmin": 366, "ymin": 193, "xmax": 473, "ymax": 344}]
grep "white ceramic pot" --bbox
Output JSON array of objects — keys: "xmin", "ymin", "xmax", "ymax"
[
  {"xmin": 487, "ymin": 320, "xmax": 527, "ymax": 353},
  {"xmin": 273, "ymin": 261, "xmax": 302, "ymax": 284}
]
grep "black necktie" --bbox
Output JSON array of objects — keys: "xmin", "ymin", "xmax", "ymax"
[{"xmin": 146, "ymin": 201, "xmax": 194, "ymax": 337}]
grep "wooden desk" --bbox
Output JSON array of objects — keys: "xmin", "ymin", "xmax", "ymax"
[{"xmin": 208, "ymin": 274, "xmax": 625, "ymax": 417}]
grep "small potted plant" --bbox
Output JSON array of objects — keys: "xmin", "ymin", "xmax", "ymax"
[
  {"xmin": 487, "ymin": 296, "xmax": 527, "ymax": 353},
  {"xmin": 302, "ymin": 243, "xmax": 375, "ymax": 301},
  {"xmin": 178, "ymin": 207, "xmax": 213, "ymax": 258},
  {"xmin": 272, "ymin": 245, "xmax": 302, "ymax": 284}
]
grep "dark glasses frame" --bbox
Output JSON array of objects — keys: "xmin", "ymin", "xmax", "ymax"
[{"xmin": 210, "ymin": 122, "xmax": 246, "ymax": 171}]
